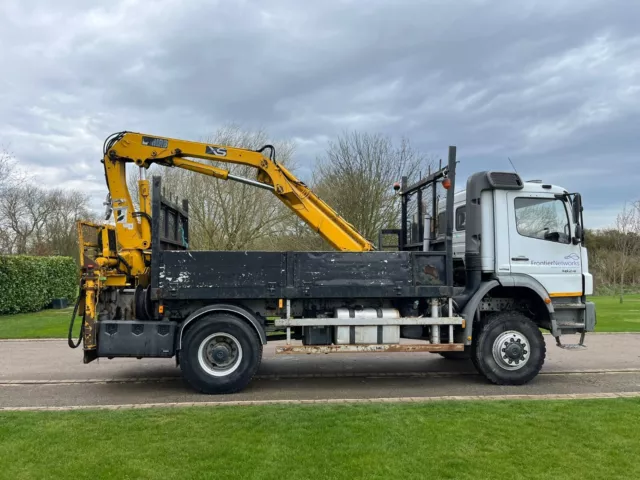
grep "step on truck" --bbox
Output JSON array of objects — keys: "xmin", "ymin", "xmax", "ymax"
[{"xmin": 70, "ymin": 131, "xmax": 596, "ymax": 393}]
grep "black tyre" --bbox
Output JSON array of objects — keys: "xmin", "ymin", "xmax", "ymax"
[
  {"xmin": 472, "ymin": 311, "xmax": 546, "ymax": 385},
  {"xmin": 438, "ymin": 349, "xmax": 471, "ymax": 360},
  {"xmin": 180, "ymin": 313, "xmax": 263, "ymax": 394}
]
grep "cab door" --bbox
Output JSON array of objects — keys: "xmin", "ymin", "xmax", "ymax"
[{"xmin": 506, "ymin": 192, "xmax": 583, "ymax": 297}]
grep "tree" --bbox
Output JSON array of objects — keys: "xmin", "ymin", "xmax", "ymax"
[
  {"xmin": 0, "ymin": 147, "xmax": 16, "ymax": 252},
  {"xmin": 0, "ymin": 184, "xmax": 56, "ymax": 254},
  {"xmin": 0, "ymin": 146, "xmax": 92, "ymax": 257},
  {"xmin": 614, "ymin": 202, "xmax": 640, "ymax": 303},
  {"xmin": 0, "ymin": 147, "xmax": 14, "ymax": 193},
  {"xmin": 38, "ymin": 190, "xmax": 93, "ymax": 259},
  {"xmin": 311, "ymin": 130, "xmax": 432, "ymax": 243}
]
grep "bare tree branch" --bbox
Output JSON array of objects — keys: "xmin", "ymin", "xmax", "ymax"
[
  {"xmin": 613, "ymin": 202, "xmax": 640, "ymax": 302},
  {"xmin": 311, "ymin": 130, "xmax": 433, "ymax": 242}
]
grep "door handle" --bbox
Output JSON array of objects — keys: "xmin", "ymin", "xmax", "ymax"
[{"xmin": 511, "ymin": 257, "xmax": 529, "ymax": 261}]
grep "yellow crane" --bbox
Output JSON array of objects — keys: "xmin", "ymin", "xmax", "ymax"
[
  {"xmin": 76, "ymin": 131, "xmax": 374, "ymax": 352},
  {"xmin": 100, "ymin": 131, "xmax": 373, "ymax": 272}
]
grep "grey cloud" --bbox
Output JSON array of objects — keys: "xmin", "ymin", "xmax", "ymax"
[{"xmin": 1, "ymin": 0, "xmax": 639, "ymax": 228}]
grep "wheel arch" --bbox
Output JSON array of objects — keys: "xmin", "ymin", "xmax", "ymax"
[
  {"xmin": 461, "ymin": 275, "xmax": 555, "ymax": 344},
  {"xmin": 177, "ymin": 304, "xmax": 267, "ymax": 352}
]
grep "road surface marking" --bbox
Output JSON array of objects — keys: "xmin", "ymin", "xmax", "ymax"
[{"xmin": 2, "ymin": 391, "xmax": 640, "ymax": 412}]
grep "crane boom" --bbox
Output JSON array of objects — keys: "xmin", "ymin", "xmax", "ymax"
[{"xmin": 100, "ymin": 131, "xmax": 374, "ymax": 277}]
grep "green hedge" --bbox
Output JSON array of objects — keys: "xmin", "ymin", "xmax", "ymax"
[{"xmin": 0, "ymin": 256, "xmax": 78, "ymax": 315}]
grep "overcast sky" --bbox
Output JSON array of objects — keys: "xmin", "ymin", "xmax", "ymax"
[{"xmin": 2, "ymin": 0, "xmax": 639, "ymax": 227}]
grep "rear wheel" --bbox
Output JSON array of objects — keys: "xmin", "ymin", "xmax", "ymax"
[
  {"xmin": 180, "ymin": 313, "xmax": 262, "ymax": 394},
  {"xmin": 472, "ymin": 311, "xmax": 545, "ymax": 385}
]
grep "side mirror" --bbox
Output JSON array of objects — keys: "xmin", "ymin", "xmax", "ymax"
[
  {"xmin": 572, "ymin": 193, "xmax": 582, "ymax": 224},
  {"xmin": 573, "ymin": 224, "xmax": 583, "ymax": 245}
]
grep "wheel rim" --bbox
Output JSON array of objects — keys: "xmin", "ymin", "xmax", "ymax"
[
  {"xmin": 197, "ymin": 332, "xmax": 243, "ymax": 377},
  {"xmin": 492, "ymin": 330, "xmax": 530, "ymax": 371}
]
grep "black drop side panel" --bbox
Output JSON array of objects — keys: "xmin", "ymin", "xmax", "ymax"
[
  {"xmin": 292, "ymin": 251, "xmax": 446, "ymax": 298},
  {"xmin": 158, "ymin": 250, "xmax": 285, "ymax": 300},
  {"xmin": 155, "ymin": 250, "xmax": 447, "ymax": 300},
  {"xmin": 293, "ymin": 251, "xmax": 410, "ymax": 298},
  {"xmin": 294, "ymin": 252, "xmax": 411, "ymax": 286}
]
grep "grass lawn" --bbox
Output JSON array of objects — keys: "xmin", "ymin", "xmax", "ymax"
[
  {"xmin": 0, "ymin": 307, "xmax": 78, "ymax": 339},
  {"xmin": 1, "ymin": 295, "xmax": 640, "ymax": 339},
  {"xmin": 591, "ymin": 294, "xmax": 640, "ymax": 332},
  {"xmin": 1, "ymin": 399, "xmax": 639, "ymax": 479}
]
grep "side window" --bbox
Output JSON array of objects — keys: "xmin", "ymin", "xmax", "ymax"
[
  {"xmin": 455, "ymin": 206, "xmax": 466, "ymax": 231},
  {"xmin": 514, "ymin": 197, "xmax": 570, "ymax": 244}
]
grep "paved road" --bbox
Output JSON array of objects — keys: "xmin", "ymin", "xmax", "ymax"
[{"xmin": 1, "ymin": 334, "xmax": 639, "ymax": 409}]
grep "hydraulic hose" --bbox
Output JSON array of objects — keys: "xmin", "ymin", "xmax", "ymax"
[{"xmin": 68, "ymin": 279, "xmax": 85, "ymax": 349}]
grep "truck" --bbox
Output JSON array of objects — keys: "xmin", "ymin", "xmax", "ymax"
[{"xmin": 70, "ymin": 131, "xmax": 595, "ymax": 394}]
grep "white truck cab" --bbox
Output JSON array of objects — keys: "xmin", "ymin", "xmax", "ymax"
[
  {"xmin": 432, "ymin": 172, "xmax": 595, "ymax": 349},
  {"xmin": 439, "ymin": 180, "xmax": 593, "ymax": 298}
]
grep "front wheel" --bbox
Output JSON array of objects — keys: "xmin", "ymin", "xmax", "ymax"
[
  {"xmin": 180, "ymin": 313, "xmax": 263, "ymax": 394},
  {"xmin": 472, "ymin": 311, "xmax": 546, "ymax": 385}
]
